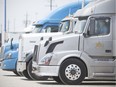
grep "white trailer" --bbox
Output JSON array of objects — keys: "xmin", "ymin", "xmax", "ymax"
[{"xmin": 32, "ymin": 0, "xmax": 116, "ymax": 85}]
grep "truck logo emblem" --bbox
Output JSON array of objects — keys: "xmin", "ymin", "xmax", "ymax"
[
  {"xmin": 30, "ymin": 41, "xmax": 36, "ymax": 43},
  {"xmin": 96, "ymin": 42, "xmax": 103, "ymax": 48}
]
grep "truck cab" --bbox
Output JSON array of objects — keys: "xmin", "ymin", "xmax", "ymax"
[{"xmin": 32, "ymin": 0, "xmax": 116, "ymax": 85}]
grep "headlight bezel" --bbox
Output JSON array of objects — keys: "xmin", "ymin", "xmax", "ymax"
[
  {"xmin": 6, "ymin": 53, "xmax": 12, "ymax": 59},
  {"xmin": 40, "ymin": 53, "xmax": 53, "ymax": 66}
]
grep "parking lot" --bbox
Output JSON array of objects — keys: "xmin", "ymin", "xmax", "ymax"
[{"xmin": 0, "ymin": 69, "xmax": 115, "ymax": 87}]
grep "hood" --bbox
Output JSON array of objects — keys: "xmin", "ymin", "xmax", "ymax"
[
  {"xmin": 21, "ymin": 32, "xmax": 63, "ymax": 39},
  {"xmin": 4, "ymin": 50, "xmax": 18, "ymax": 59},
  {"xmin": 4, "ymin": 42, "xmax": 19, "ymax": 53}
]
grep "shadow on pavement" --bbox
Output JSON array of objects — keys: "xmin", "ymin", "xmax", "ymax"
[
  {"xmin": 21, "ymin": 78, "xmax": 34, "ymax": 81},
  {"xmin": 21, "ymin": 78, "xmax": 53, "ymax": 81},
  {"xmin": 81, "ymin": 81, "xmax": 116, "ymax": 85},
  {"xmin": 3, "ymin": 75, "xmax": 20, "ymax": 77},
  {"xmin": 37, "ymin": 81, "xmax": 63, "ymax": 85},
  {"xmin": 37, "ymin": 80, "xmax": 116, "ymax": 85}
]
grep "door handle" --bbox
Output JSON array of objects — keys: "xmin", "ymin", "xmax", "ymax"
[{"xmin": 105, "ymin": 50, "xmax": 112, "ymax": 53}]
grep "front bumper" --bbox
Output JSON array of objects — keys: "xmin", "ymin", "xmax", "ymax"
[
  {"xmin": 16, "ymin": 61, "xmax": 26, "ymax": 72},
  {"xmin": 1, "ymin": 58, "xmax": 17, "ymax": 71},
  {"xmin": 32, "ymin": 65, "xmax": 60, "ymax": 77}
]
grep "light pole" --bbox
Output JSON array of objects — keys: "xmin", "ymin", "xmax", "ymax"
[
  {"xmin": 82, "ymin": 0, "xmax": 85, "ymax": 8},
  {"xmin": 25, "ymin": 12, "xmax": 28, "ymax": 27},
  {"xmin": 50, "ymin": 0, "xmax": 53, "ymax": 11},
  {"xmin": 46, "ymin": 0, "xmax": 57, "ymax": 11},
  {"xmin": 2, "ymin": 0, "xmax": 6, "ymax": 46},
  {"xmin": 4, "ymin": 0, "xmax": 6, "ymax": 32}
]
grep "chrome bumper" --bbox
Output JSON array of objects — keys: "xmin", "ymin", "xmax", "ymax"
[{"xmin": 32, "ymin": 64, "xmax": 59, "ymax": 77}]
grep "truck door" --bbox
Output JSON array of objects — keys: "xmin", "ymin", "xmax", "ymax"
[{"xmin": 83, "ymin": 16, "xmax": 115, "ymax": 75}]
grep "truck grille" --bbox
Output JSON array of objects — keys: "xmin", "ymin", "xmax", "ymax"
[{"xmin": 32, "ymin": 45, "xmax": 40, "ymax": 64}]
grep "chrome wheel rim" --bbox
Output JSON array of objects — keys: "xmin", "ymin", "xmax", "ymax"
[{"xmin": 65, "ymin": 64, "xmax": 81, "ymax": 80}]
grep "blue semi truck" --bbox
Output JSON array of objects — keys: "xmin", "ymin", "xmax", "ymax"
[{"xmin": 0, "ymin": 1, "xmax": 90, "ymax": 78}]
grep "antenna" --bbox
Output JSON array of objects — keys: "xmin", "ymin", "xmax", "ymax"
[{"xmin": 82, "ymin": 0, "xmax": 85, "ymax": 8}]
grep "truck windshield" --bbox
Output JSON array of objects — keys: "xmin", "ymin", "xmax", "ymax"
[
  {"xmin": 74, "ymin": 17, "xmax": 87, "ymax": 34},
  {"xmin": 59, "ymin": 20, "xmax": 70, "ymax": 32},
  {"xmin": 32, "ymin": 25, "xmax": 43, "ymax": 33}
]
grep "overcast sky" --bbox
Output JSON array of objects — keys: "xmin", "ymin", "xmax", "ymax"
[
  {"xmin": 0, "ymin": 0, "xmax": 82, "ymax": 32},
  {"xmin": 0, "ymin": 0, "xmax": 92, "ymax": 31}
]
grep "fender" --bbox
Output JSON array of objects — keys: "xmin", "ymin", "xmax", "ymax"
[
  {"xmin": 57, "ymin": 51, "xmax": 82, "ymax": 65},
  {"xmin": 25, "ymin": 53, "xmax": 33, "ymax": 63},
  {"xmin": 80, "ymin": 52, "xmax": 96, "ymax": 78},
  {"xmin": 57, "ymin": 51, "xmax": 94, "ymax": 78}
]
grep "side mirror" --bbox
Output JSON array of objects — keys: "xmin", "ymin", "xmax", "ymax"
[
  {"xmin": 49, "ymin": 37, "xmax": 52, "ymax": 41},
  {"xmin": 84, "ymin": 17, "xmax": 95, "ymax": 37},
  {"xmin": 83, "ymin": 33, "xmax": 88, "ymax": 38},
  {"xmin": 10, "ymin": 38, "xmax": 14, "ymax": 49},
  {"xmin": 89, "ymin": 18, "xmax": 95, "ymax": 36},
  {"xmin": 40, "ymin": 37, "xmax": 43, "ymax": 41},
  {"xmin": 83, "ymin": 28, "xmax": 90, "ymax": 38}
]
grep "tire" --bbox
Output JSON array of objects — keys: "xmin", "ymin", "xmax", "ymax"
[
  {"xmin": 53, "ymin": 76, "xmax": 62, "ymax": 83},
  {"xmin": 17, "ymin": 72, "xmax": 24, "ymax": 76},
  {"xmin": 23, "ymin": 70, "xmax": 32, "ymax": 80},
  {"xmin": 27, "ymin": 60, "xmax": 48, "ymax": 80},
  {"xmin": 59, "ymin": 58, "xmax": 86, "ymax": 85},
  {"xmin": 13, "ymin": 71, "xmax": 20, "ymax": 76}
]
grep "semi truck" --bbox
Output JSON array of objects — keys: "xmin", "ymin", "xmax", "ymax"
[
  {"xmin": 1, "ymin": 2, "xmax": 85, "ymax": 77},
  {"xmin": 17, "ymin": 16, "xmax": 77, "ymax": 80},
  {"xmin": 32, "ymin": 0, "xmax": 116, "ymax": 85}
]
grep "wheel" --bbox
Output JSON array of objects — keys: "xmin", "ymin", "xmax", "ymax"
[
  {"xmin": 23, "ymin": 70, "xmax": 32, "ymax": 80},
  {"xmin": 27, "ymin": 60, "xmax": 48, "ymax": 80},
  {"xmin": 13, "ymin": 71, "xmax": 20, "ymax": 76},
  {"xmin": 59, "ymin": 58, "xmax": 86, "ymax": 85},
  {"xmin": 53, "ymin": 76, "xmax": 62, "ymax": 83}
]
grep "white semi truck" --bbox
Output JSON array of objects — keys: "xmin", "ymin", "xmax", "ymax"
[
  {"xmin": 17, "ymin": 16, "xmax": 77, "ymax": 80},
  {"xmin": 32, "ymin": 0, "xmax": 116, "ymax": 85}
]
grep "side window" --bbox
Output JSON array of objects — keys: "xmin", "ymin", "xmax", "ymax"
[
  {"xmin": 60, "ymin": 21, "xmax": 70, "ymax": 32},
  {"xmin": 45, "ymin": 26, "xmax": 59, "ymax": 33},
  {"xmin": 89, "ymin": 17, "xmax": 110, "ymax": 36}
]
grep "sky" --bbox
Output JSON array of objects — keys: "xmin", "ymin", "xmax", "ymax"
[{"xmin": 0, "ymin": 0, "xmax": 81, "ymax": 32}]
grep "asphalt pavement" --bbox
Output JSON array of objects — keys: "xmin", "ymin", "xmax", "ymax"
[{"xmin": 0, "ymin": 69, "xmax": 115, "ymax": 87}]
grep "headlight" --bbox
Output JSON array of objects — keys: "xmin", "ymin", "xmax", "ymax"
[
  {"xmin": 6, "ymin": 53, "xmax": 12, "ymax": 59},
  {"xmin": 40, "ymin": 53, "xmax": 53, "ymax": 65}
]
